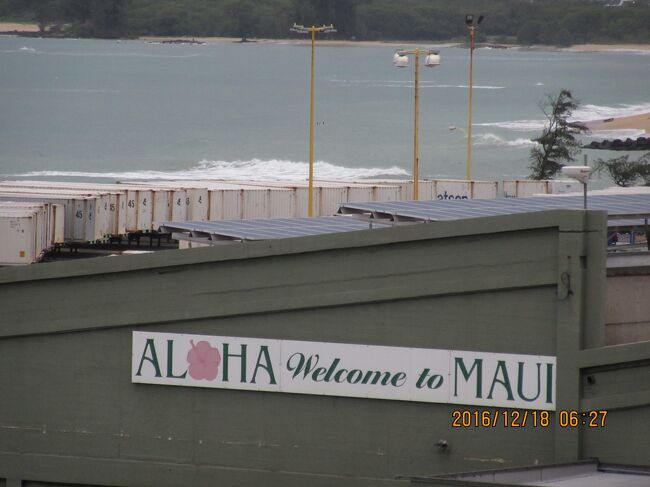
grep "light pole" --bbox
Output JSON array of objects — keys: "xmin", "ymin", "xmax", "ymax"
[
  {"xmin": 393, "ymin": 49, "xmax": 440, "ymax": 200},
  {"xmin": 465, "ymin": 14, "xmax": 484, "ymax": 181},
  {"xmin": 290, "ymin": 23, "xmax": 336, "ymax": 217},
  {"xmin": 561, "ymin": 166, "xmax": 592, "ymax": 209}
]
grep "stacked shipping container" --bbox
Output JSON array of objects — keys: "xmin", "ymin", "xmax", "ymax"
[{"xmin": 0, "ymin": 178, "xmax": 578, "ymax": 264}]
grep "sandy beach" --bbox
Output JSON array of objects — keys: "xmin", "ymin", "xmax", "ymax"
[
  {"xmin": 0, "ymin": 22, "xmax": 39, "ymax": 33},
  {"xmin": 567, "ymin": 43, "xmax": 650, "ymax": 53},
  {"xmin": 139, "ymin": 35, "xmax": 461, "ymax": 48},
  {"xmin": 4, "ymin": 24, "xmax": 650, "ymax": 53},
  {"xmin": 586, "ymin": 113, "xmax": 650, "ymax": 135}
]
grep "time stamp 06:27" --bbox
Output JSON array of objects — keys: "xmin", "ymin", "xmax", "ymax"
[{"xmin": 451, "ymin": 409, "xmax": 608, "ymax": 428}]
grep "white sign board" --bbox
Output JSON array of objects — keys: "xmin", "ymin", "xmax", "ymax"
[{"xmin": 132, "ymin": 332, "xmax": 556, "ymax": 410}]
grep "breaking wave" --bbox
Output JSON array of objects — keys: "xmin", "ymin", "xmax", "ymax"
[
  {"xmin": 329, "ymin": 79, "xmax": 505, "ymax": 89},
  {"xmin": 572, "ymin": 102, "xmax": 650, "ymax": 122},
  {"xmin": 474, "ymin": 120, "xmax": 546, "ymax": 132},
  {"xmin": 473, "ymin": 133, "xmax": 537, "ymax": 147},
  {"xmin": 476, "ymin": 103, "xmax": 650, "ymax": 134},
  {"xmin": 13, "ymin": 158, "xmax": 410, "ymax": 181},
  {"xmin": 3, "ymin": 46, "xmax": 37, "ymax": 53},
  {"xmin": 2, "ymin": 46, "xmax": 201, "ymax": 58},
  {"xmin": 585, "ymin": 128, "xmax": 646, "ymax": 139}
]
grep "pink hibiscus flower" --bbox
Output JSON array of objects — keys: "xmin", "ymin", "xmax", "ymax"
[{"xmin": 187, "ymin": 340, "xmax": 221, "ymax": 381}]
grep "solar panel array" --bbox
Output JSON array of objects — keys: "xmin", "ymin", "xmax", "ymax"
[
  {"xmin": 339, "ymin": 194, "xmax": 650, "ymax": 222},
  {"xmin": 159, "ymin": 216, "xmax": 392, "ymax": 241}
]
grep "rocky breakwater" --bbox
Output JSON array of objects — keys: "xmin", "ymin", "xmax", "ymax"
[{"xmin": 585, "ymin": 136, "xmax": 650, "ymax": 151}]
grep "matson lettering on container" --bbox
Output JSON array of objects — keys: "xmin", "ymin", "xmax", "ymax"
[{"xmin": 132, "ymin": 332, "xmax": 556, "ymax": 410}]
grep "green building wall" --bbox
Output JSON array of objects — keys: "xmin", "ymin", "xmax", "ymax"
[{"xmin": 0, "ymin": 210, "xmax": 648, "ymax": 487}]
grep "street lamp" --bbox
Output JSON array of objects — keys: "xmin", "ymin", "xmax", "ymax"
[
  {"xmin": 393, "ymin": 48, "xmax": 441, "ymax": 200},
  {"xmin": 465, "ymin": 14, "xmax": 484, "ymax": 181},
  {"xmin": 561, "ymin": 166, "xmax": 592, "ymax": 209},
  {"xmin": 290, "ymin": 23, "xmax": 336, "ymax": 217}
]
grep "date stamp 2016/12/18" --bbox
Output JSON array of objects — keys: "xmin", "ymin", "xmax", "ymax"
[{"xmin": 451, "ymin": 409, "xmax": 607, "ymax": 428}]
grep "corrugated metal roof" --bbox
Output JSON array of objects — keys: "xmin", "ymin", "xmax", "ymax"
[
  {"xmin": 339, "ymin": 194, "xmax": 650, "ymax": 221},
  {"xmin": 158, "ymin": 216, "xmax": 393, "ymax": 241}
]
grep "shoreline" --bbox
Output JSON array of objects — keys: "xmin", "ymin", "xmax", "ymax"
[
  {"xmin": 3, "ymin": 23, "xmax": 650, "ymax": 52},
  {"xmin": 586, "ymin": 112, "xmax": 650, "ymax": 135}
]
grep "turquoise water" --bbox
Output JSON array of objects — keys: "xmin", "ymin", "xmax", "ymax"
[{"xmin": 0, "ymin": 36, "xmax": 648, "ymax": 184}]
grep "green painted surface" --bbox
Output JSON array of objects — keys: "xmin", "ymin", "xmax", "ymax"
[{"xmin": 0, "ymin": 209, "xmax": 646, "ymax": 487}]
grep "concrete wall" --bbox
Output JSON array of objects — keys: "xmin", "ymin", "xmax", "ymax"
[
  {"xmin": 0, "ymin": 210, "xmax": 646, "ymax": 487},
  {"xmin": 606, "ymin": 273, "xmax": 650, "ymax": 345}
]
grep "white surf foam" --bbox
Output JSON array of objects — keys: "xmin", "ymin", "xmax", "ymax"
[
  {"xmin": 329, "ymin": 79, "xmax": 505, "ymax": 89},
  {"xmin": 474, "ymin": 120, "xmax": 546, "ymax": 132},
  {"xmin": 13, "ymin": 158, "xmax": 410, "ymax": 181},
  {"xmin": 3, "ymin": 46, "xmax": 38, "ymax": 53},
  {"xmin": 476, "ymin": 103, "xmax": 650, "ymax": 134},
  {"xmin": 572, "ymin": 102, "xmax": 650, "ymax": 122},
  {"xmin": 473, "ymin": 133, "xmax": 537, "ymax": 147},
  {"xmin": 585, "ymin": 128, "xmax": 646, "ymax": 139}
]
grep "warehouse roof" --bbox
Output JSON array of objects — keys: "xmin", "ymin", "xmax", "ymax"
[
  {"xmin": 158, "ymin": 216, "xmax": 392, "ymax": 242},
  {"xmin": 338, "ymin": 194, "xmax": 650, "ymax": 222}
]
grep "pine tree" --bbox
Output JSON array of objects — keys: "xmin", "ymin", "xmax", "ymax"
[{"xmin": 528, "ymin": 90, "xmax": 588, "ymax": 180}]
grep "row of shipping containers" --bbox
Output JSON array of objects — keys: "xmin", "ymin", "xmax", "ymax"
[
  {"xmin": 0, "ymin": 179, "xmax": 499, "ymax": 239},
  {"xmin": 0, "ymin": 201, "xmax": 65, "ymax": 265},
  {"xmin": 0, "ymin": 179, "xmax": 580, "ymax": 252},
  {"xmin": 503, "ymin": 179, "xmax": 582, "ymax": 198}
]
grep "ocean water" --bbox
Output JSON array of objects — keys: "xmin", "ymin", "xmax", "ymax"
[{"xmin": 0, "ymin": 36, "xmax": 649, "ymax": 186}]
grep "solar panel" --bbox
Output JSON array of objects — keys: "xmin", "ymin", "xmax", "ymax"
[
  {"xmin": 339, "ymin": 194, "xmax": 650, "ymax": 222},
  {"xmin": 158, "ymin": 216, "xmax": 392, "ymax": 241}
]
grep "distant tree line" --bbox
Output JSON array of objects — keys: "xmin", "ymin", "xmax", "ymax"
[{"xmin": 2, "ymin": 0, "xmax": 650, "ymax": 44}]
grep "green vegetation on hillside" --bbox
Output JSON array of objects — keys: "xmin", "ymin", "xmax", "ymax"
[{"xmin": 2, "ymin": 0, "xmax": 650, "ymax": 44}]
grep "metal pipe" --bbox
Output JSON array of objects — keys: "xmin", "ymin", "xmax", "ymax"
[
  {"xmin": 466, "ymin": 27, "xmax": 475, "ymax": 181},
  {"xmin": 308, "ymin": 28, "xmax": 315, "ymax": 217},
  {"xmin": 413, "ymin": 50, "xmax": 420, "ymax": 200}
]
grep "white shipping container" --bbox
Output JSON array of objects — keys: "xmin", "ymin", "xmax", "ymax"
[
  {"xmin": 242, "ymin": 189, "xmax": 269, "ymax": 219},
  {"xmin": 548, "ymin": 180, "xmax": 583, "ymax": 194},
  {"xmin": 471, "ymin": 181, "xmax": 499, "ymax": 199},
  {"xmin": 136, "ymin": 190, "xmax": 153, "ymax": 232},
  {"xmin": 434, "ymin": 180, "xmax": 471, "ymax": 200},
  {"xmin": 0, "ymin": 209, "xmax": 43, "ymax": 265},
  {"xmin": 1, "ymin": 202, "xmax": 54, "ymax": 247},
  {"xmin": 318, "ymin": 187, "xmax": 347, "ymax": 216},
  {"xmin": 267, "ymin": 189, "xmax": 294, "ymax": 218},
  {"xmin": 153, "ymin": 191, "xmax": 171, "ymax": 225},
  {"xmin": 371, "ymin": 185, "xmax": 401, "ymax": 202},
  {"xmin": 0, "ymin": 205, "xmax": 48, "ymax": 255},
  {"xmin": 52, "ymin": 204, "xmax": 65, "ymax": 243},
  {"xmin": 0, "ymin": 182, "xmax": 128, "ymax": 236},
  {"xmin": 171, "ymin": 190, "xmax": 188, "ymax": 221},
  {"xmin": 186, "ymin": 188, "xmax": 209, "ymax": 221},
  {"xmin": 0, "ymin": 192, "xmax": 98, "ymax": 242},
  {"xmin": 220, "ymin": 190, "xmax": 244, "ymax": 220},
  {"xmin": 503, "ymin": 180, "xmax": 549, "ymax": 198},
  {"xmin": 347, "ymin": 186, "xmax": 374, "ymax": 204}
]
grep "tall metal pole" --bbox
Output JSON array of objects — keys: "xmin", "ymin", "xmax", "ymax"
[
  {"xmin": 466, "ymin": 27, "xmax": 474, "ymax": 181},
  {"xmin": 290, "ymin": 23, "xmax": 335, "ymax": 217},
  {"xmin": 413, "ymin": 50, "xmax": 420, "ymax": 200},
  {"xmin": 394, "ymin": 48, "xmax": 440, "ymax": 200},
  {"xmin": 308, "ymin": 27, "xmax": 316, "ymax": 217}
]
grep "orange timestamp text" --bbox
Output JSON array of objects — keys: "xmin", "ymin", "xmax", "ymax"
[{"xmin": 451, "ymin": 409, "xmax": 607, "ymax": 428}]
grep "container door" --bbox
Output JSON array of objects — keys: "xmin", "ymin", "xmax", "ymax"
[
  {"xmin": 172, "ymin": 190, "xmax": 187, "ymax": 221},
  {"xmin": 137, "ymin": 190, "xmax": 153, "ymax": 232}
]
